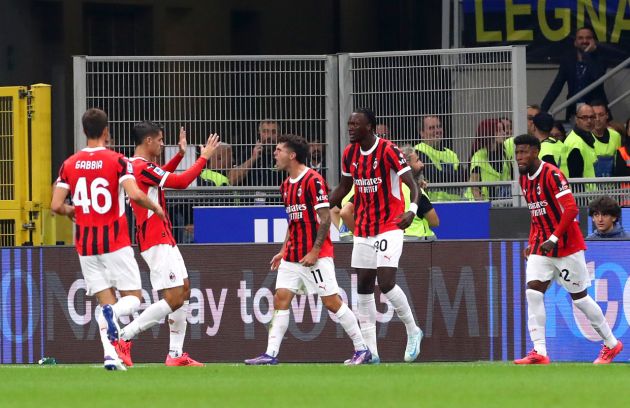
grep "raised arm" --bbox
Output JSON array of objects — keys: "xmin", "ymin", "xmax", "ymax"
[
  {"xmin": 162, "ymin": 127, "xmax": 188, "ymax": 172},
  {"xmin": 162, "ymin": 134, "xmax": 220, "ymax": 189}
]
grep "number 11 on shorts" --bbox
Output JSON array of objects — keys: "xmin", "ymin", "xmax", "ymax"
[{"xmin": 311, "ymin": 269, "xmax": 323, "ymax": 283}]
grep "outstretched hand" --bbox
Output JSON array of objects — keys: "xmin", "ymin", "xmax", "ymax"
[
  {"xmin": 178, "ymin": 127, "xmax": 188, "ymax": 156},
  {"xmin": 200, "ymin": 133, "xmax": 221, "ymax": 159}
]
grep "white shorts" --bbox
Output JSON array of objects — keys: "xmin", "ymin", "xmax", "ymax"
[
  {"xmin": 351, "ymin": 229, "xmax": 404, "ymax": 269},
  {"xmin": 526, "ymin": 251, "xmax": 593, "ymax": 294},
  {"xmin": 276, "ymin": 257, "xmax": 339, "ymax": 297},
  {"xmin": 79, "ymin": 246, "xmax": 141, "ymax": 295},
  {"xmin": 141, "ymin": 244, "xmax": 188, "ymax": 291}
]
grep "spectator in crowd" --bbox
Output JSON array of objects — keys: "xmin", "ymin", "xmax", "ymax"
[
  {"xmin": 591, "ymin": 100, "xmax": 621, "ymax": 177},
  {"xmin": 527, "ymin": 105, "xmax": 541, "ymax": 136},
  {"xmin": 400, "ymin": 146, "xmax": 439, "ymax": 240},
  {"xmin": 541, "ymin": 26, "xmax": 608, "ymax": 120},
  {"xmin": 587, "ymin": 196, "xmax": 629, "ymax": 239},
  {"xmin": 551, "ymin": 121, "xmax": 568, "ymax": 142},
  {"xmin": 375, "ymin": 123, "xmax": 390, "ymax": 138},
  {"xmin": 199, "ymin": 143, "xmax": 233, "ymax": 186},
  {"xmin": 467, "ymin": 119, "xmax": 512, "ymax": 200},
  {"xmin": 614, "ymin": 118, "xmax": 630, "ymax": 178},
  {"xmin": 564, "ymin": 104, "xmax": 597, "ymax": 179},
  {"xmin": 532, "ymin": 112, "xmax": 568, "ymax": 174},
  {"xmin": 230, "ymin": 120, "xmax": 283, "ymax": 187},
  {"xmin": 414, "ymin": 115, "xmax": 462, "ymax": 201},
  {"xmin": 309, "ymin": 141, "xmax": 324, "ymax": 175}
]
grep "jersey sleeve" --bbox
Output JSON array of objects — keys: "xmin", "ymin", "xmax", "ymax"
[
  {"xmin": 56, "ymin": 162, "xmax": 70, "ymax": 190},
  {"xmin": 117, "ymin": 156, "xmax": 135, "ymax": 183},
  {"xmin": 136, "ymin": 161, "xmax": 167, "ymax": 187},
  {"xmin": 310, "ymin": 175, "xmax": 330, "ymax": 210},
  {"xmin": 548, "ymin": 167, "xmax": 572, "ymax": 199},
  {"xmin": 386, "ymin": 142, "xmax": 411, "ymax": 176},
  {"xmin": 341, "ymin": 145, "xmax": 352, "ymax": 177}
]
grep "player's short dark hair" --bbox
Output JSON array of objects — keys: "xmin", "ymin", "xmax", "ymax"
[
  {"xmin": 82, "ymin": 108, "xmax": 108, "ymax": 139},
  {"xmin": 354, "ymin": 108, "xmax": 376, "ymax": 131},
  {"xmin": 132, "ymin": 121, "xmax": 162, "ymax": 146},
  {"xmin": 527, "ymin": 104, "xmax": 541, "ymax": 111},
  {"xmin": 513, "ymin": 133, "xmax": 541, "ymax": 150},
  {"xmin": 278, "ymin": 134, "xmax": 309, "ymax": 164},
  {"xmin": 533, "ymin": 112, "xmax": 554, "ymax": 132},
  {"xmin": 588, "ymin": 196, "xmax": 621, "ymax": 218}
]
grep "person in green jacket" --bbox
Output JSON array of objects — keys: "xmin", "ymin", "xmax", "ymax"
[
  {"xmin": 532, "ymin": 112, "xmax": 568, "ymax": 174},
  {"xmin": 591, "ymin": 100, "xmax": 621, "ymax": 177},
  {"xmin": 414, "ymin": 115, "xmax": 463, "ymax": 201},
  {"xmin": 467, "ymin": 119, "xmax": 512, "ymax": 200},
  {"xmin": 564, "ymin": 104, "xmax": 597, "ymax": 179},
  {"xmin": 199, "ymin": 143, "xmax": 232, "ymax": 186}
]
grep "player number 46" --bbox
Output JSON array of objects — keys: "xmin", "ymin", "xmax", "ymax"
[{"xmin": 72, "ymin": 177, "xmax": 112, "ymax": 214}]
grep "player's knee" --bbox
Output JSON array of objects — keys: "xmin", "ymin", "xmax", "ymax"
[
  {"xmin": 163, "ymin": 288, "xmax": 186, "ymax": 310},
  {"xmin": 526, "ymin": 280, "xmax": 549, "ymax": 293},
  {"xmin": 379, "ymin": 280, "xmax": 396, "ymax": 294},
  {"xmin": 357, "ymin": 279, "xmax": 376, "ymax": 294},
  {"xmin": 322, "ymin": 294, "xmax": 342, "ymax": 313},
  {"xmin": 570, "ymin": 290, "xmax": 588, "ymax": 301},
  {"xmin": 273, "ymin": 290, "xmax": 293, "ymax": 309}
]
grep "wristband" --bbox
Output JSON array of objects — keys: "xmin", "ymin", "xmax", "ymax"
[
  {"xmin": 408, "ymin": 203, "xmax": 418, "ymax": 215},
  {"xmin": 548, "ymin": 234, "xmax": 559, "ymax": 244}
]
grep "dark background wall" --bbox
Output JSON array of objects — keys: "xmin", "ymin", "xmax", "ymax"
[{"xmin": 0, "ymin": 0, "xmax": 442, "ymax": 179}]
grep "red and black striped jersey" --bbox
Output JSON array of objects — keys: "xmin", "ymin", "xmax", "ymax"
[
  {"xmin": 341, "ymin": 137, "xmax": 410, "ymax": 237},
  {"xmin": 128, "ymin": 157, "xmax": 177, "ymax": 252},
  {"xmin": 519, "ymin": 162, "xmax": 586, "ymax": 257},
  {"xmin": 280, "ymin": 167, "xmax": 334, "ymax": 262},
  {"xmin": 56, "ymin": 147, "xmax": 133, "ymax": 256}
]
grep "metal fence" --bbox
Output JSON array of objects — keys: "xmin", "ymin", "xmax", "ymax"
[
  {"xmin": 74, "ymin": 56, "xmax": 338, "ymax": 187},
  {"xmin": 338, "ymin": 47, "xmax": 527, "ymax": 204},
  {"xmin": 73, "ymin": 48, "xmax": 629, "ymax": 241}
]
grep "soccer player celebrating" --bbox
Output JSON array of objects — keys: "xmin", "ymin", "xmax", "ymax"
[
  {"xmin": 51, "ymin": 108, "xmax": 166, "ymax": 371},
  {"xmin": 105, "ymin": 121, "xmax": 219, "ymax": 367},
  {"xmin": 513, "ymin": 134, "xmax": 623, "ymax": 364},
  {"xmin": 245, "ymin": 134, "xmax": 371, "ymax": 365},
  {"xmin": 329, "ymin": 108, "xmax": 423, "ymax": 363}
]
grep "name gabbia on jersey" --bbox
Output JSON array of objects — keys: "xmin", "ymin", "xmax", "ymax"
[{"xmin": 57, "ymin": 148, "xmax": 133, "ymax": 256}]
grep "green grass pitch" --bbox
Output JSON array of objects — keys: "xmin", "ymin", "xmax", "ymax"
[{"xmin": 0, "ymin": 363, "xmax": 628, "ymax": 408}]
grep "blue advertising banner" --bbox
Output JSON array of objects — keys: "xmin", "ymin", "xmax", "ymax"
[
  {"xmin": 492, "ymin": 240, "xmax": 630, "ymax": 362},
  {"xmin": 1, "ymin": 240, "xmax": 628, "ymax": 363},
  {"xmin": 193, "ymin": 201, "xmax": 491, "ymax": 243}
]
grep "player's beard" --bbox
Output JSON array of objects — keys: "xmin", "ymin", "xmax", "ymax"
[{"xmin": 517, "ymin": 164, "xmax": 529, "ymax": 175}]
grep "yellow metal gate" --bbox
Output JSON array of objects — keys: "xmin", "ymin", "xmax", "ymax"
[{"xmin": 0, "ymin": 84, "xmax": 54, "ymax": 246}]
